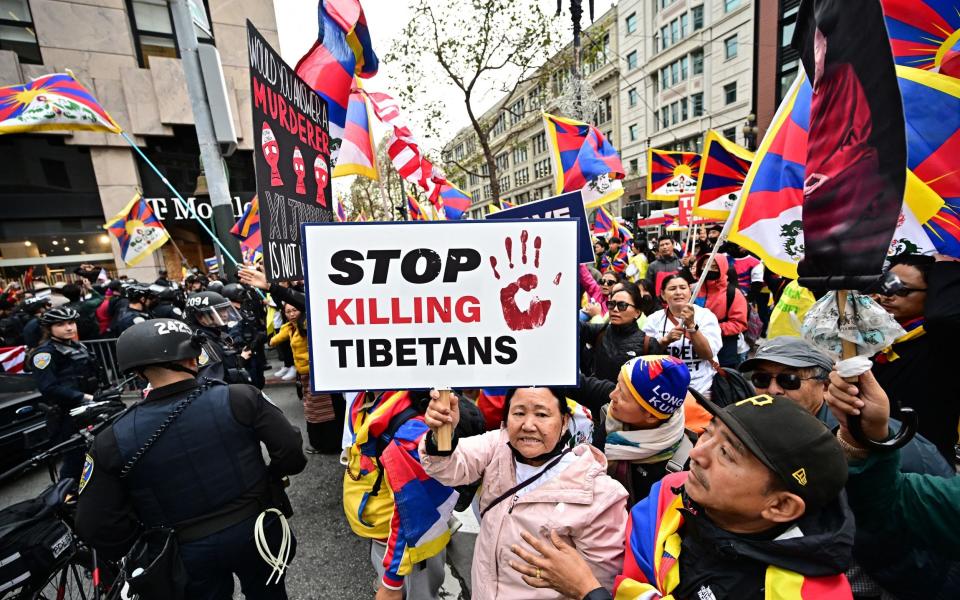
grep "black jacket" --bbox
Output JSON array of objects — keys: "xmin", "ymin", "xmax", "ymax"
[
  {"xmin": 872, "ymin": 261, "xmax": 960, "ymax": 464},
  {"xmin": 580, "ymin": 321, "xmax": 662, "ymax": 383},
  {"xmin": 268, "ymin": 283, "xmax": 305, "ymax": 312}
]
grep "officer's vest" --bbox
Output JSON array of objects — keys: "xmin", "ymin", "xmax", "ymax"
[
  {"xmin": 31, "ymin": 340, "xmax": 99, "ymax": 393},
  {"xmin": 112, "ymin": 381, "xmax": 268, "ymax": 528}
]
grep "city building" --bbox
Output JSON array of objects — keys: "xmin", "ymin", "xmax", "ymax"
[
  {"xmin": 617, "ymin": 0, "xmax": 757, "ymax": 217},
  {"xmin": 754, "ymin": 0, "xmax": 800, "ymax": 139},
  {"xmin": 0, "ymin": 0, "xmax": 278, "ymax": 283},
  {"xmin": 441, "ymin": 6, "xmax": 622, "ymax": 220}
]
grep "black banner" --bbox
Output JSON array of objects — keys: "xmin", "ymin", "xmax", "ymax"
[
  {"xmin": 794, "ymin": 0, "xmax": 905, "ymax": 284},
  {"xmin": 247, "ymin": 21, "xmax": 332, "ymax": 282}
]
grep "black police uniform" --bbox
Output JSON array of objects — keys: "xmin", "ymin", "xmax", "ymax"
[
  {"xmin": 151, "ymin": 301, "xmax": 185, "ymax": 320},
  {"xmin": 228, "ymin": 310, "xmax": 267, "ymax": 389},
  {"xmin": 111, "ymin": 306, "xmax": 151, "ymax": 336},
  {"xmin": 22, "ymin": 317, "xmax": 43, "ymax": 348},
  {"xmin": 195, "ymin": 327, "xmax": 251, "ymax": 385},
  {"xmin": 30, "ymin": 338, "xmax": 101, "ymax": 480},
  {"xmin": 75, "ymin": 379, "xmax": 307, "ymax": 598}
]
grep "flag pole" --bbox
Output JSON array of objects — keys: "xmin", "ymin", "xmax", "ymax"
[
  {"xmin": 691, "ymin": 201, "xmax": 741, "ymax": 299},
  {"xmin": 119, "ymin": 131, "xmax": 240, "ymax": 267}
]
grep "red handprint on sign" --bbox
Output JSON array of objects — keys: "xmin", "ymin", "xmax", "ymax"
[{"xmin": 490, "ymin": 229, "xmax": 562, "ymax": 331}]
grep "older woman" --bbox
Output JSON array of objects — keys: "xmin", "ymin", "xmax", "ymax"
[
  {"xmin": 642, "ymin": 274, "xmax": 722, "ymax": 397},
  {"xmin": 420, "ymin": 387, "xmax": 627, "ymax": 600}
]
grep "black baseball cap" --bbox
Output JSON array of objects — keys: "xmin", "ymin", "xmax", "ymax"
[{"xmin": 701, "ymin": 393, "xmax": 848, "ymax": 511}]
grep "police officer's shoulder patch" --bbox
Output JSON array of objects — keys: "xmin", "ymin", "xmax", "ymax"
[
  {"xmin": 198, "ymin": 347, "xmax": 210, "ymax": 366},
  {"xmin": 32, "ymin": 352, "xmax": 52, "ymax": 370},
  {"xmin": 79, "ymin": 454, "xmax": 94, "ymax": 494}
]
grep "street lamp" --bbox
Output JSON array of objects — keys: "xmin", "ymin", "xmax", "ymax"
[{"xmin": 742, "ymin": 113, "xmax": 759, "ymax": 150}]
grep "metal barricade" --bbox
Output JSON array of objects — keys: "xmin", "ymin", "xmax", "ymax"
[{"xmin": 83, "ymin": 338, "xmax": 135, "ymax": 390}]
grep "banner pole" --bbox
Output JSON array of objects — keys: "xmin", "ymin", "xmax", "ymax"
[
  {"xmin": 119, "ymin": 131, "xmax": 240, "ymax": 267},
  {"xmin": 691, "ymin": 204, "xmax": 739, "ymax": 299}
]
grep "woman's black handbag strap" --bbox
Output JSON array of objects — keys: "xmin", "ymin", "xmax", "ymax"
[
  {"xmin": 119, "ymin": 381, "xmax": 212, "ymax": 480},
  {"xmin": 480, "ymin": 449, "xmax": 572, "ymax": 518}
]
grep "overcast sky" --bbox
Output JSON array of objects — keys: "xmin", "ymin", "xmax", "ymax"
[{"xmin": 273, "ymin": 0, "xmax": 615, "ymax": 194}]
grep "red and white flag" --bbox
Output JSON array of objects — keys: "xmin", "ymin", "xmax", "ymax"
[{"xmin": 0, "ymin": 345, "xmax": 27, "ymax": 374}]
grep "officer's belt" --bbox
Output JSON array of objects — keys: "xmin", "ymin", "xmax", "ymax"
[{"xmin": 172, "ymin": 478, "xmax": 273, "ymax": 544}]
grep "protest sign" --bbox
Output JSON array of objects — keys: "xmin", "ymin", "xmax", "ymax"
[
  {"xmin": 247, "ymin": 21, "xmax": 332, "ymax": 282},
  {"xmin": 303, "ymin": 220, "xmax": 579, "ymax": 391},
  {"xmin": 485, "ymin": 191, "xmax": 592, "ymax": 263}
]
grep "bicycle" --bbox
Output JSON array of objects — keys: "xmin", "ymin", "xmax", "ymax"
[{"xmin": 0, "ymin": 382, "xmax": 133, "ymax": 600}]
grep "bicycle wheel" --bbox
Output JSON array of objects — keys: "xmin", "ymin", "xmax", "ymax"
[{"xmin": 26, "ymin": 549, "xmax": 121, "ymax": 600}]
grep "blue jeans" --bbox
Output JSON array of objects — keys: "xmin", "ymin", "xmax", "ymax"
[{"xmin": 178, "ymin": 513, "xmax": 297, "ymax": 600}]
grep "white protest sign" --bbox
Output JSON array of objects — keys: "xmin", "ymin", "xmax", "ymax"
[{"xmin": 303, "ymin": 220, "xmax": 579, "ymax": 391}]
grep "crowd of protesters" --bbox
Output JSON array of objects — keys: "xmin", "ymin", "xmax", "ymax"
[{"xmin": 3, "ymin": 224, "xmax": 959, "ymax": 600}]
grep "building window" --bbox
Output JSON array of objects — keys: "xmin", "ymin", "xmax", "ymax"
[
  {"xmin": 660, "ymin": 66, "xmax": 670, "ymax": 88},
  {"xmin": 534, "ymin": 159, "xmax": 551, "ymax": 179},
  {"xmin": 469, "ymin": 172, "xmax": 480, "ymax": 186},
  {"xmin": 680, "ymin": 56, "xmax": 688, "ymax": 80},
  {"xmin": 491, "ymin": 113, "xmax": 507, "ymax": 137},
  {"xmin": 596, "ymin": 95, "xmax": 612, "ymax": 124},
  {"xmin": 670, "ymin": 19, "xmax": 679, "ymax": 45},
  {"xmin": 691, "ymin": 92, "xmax": 704, "ymax": 117},
  {"xmin": 723, "ymin": 128, "xmax": 737, "ymax": 142},
  {"xmin": 629, "ymin": 124, "xmax": 638, "ymax": 142},
  {"xmin": 723, "ymin": 82, "xmax": 737, "ymax": 104},
  {"xmin": 660, "ymin": 25, "xmax": 669, "ymax": 50},
  {"xmin": 724, "ymin": 0, "xmax": 741, "ymax": 12},
  {"xmin": 680, "ymin": 13, "xmax": 689, "ymax": 39},
  {"xmin": 778, "ymin": 58, "xmax": 800, "ymax": 103},
  {"xmin": 606, "ymin": 130, "xmax": 614, "ymax": 146},
  {"xmin": 627, "ymin": 50, "xmax": 638, "ymax": 70},
  {"xmin": 670, "ymin": 61, "xmax": 680, "ymax": 86},
  {"xmin": 465, "ymin": 137, "xmax": 476, "ymax": 154},
  {"xmin": 665, "ymin": 135, "xmax": 703, "ymax": 153},
  {"xmin": 670, "ymin": 102, "xmax": 679, "ymax": 125},
  {"xmin": 127, "ymin": 0, "xmax": 213, "ymax": 68},
  {"xmin": 532, "ymin": 132, "xmax": 548, "ymax": 155},
  {"xmin": 681, "ymin": 97, "xmax": 688, "ymax": 121},
  {"xmin": 629, "ymin": 158, "xmax": 639, "ymax": 174},
  {"xmin": 653, "ymin": 110, "xmax": 659, "ymax": 132},
  {"xmin": 724, "ymin": 35, "xmax": 739, "ymax": 60},
  {"xmin": 495, "ymin": 152, "xmax": 509, "ymax": 171},
  {"xmin": 692, "ymin": 48, "xmax": 704, "ymax": 74},
  {"xmin": 692, "ymin": 5, "xmax": 704, "ymax": 30},
  {"xmin": 0, "ymin": 0, "xmax": 42, "ymax": 64},
  {"xmin": 513, "ymin": 144, "xmax": 528, "ymax": 164},
  {"xmin": 662, "ymin": 109, "xmax": 669, "ymax": 130},
  {"xmin": 499, "ymin": 175, "xmax": 511, "ymax": 192},
  {"xmin": 628, "ymin": 87, "xmax": 638, "ymax": 107},
  {"xmin": 515, "ymin": 168, "xmax": 529, "ymax": 186},
  {"xmin": 483, "ymin": 184, "xmax": 492, "ymax": 200},
  {"xmin": 625, "ymin": 12, "xmax": 637, "ymax": 34},
  {"xmin": 508, "ymin": 99, "xmax": 525, "ymax": 125}
]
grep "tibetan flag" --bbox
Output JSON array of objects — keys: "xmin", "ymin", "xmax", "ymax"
[
  {"xmin": 882, "ymin": 0, "xmax": 960, "ymax": 78},
  {"xmin": 0, "ymin": 72, "xmax": 121, "ymax": 135},
  {"xmin": 693, "ymin": 131, "xmax": 754, "ymax": 219},
  {"xmin": 729, "ymin": 75, "xmax": 811, "ymax": 278},
  {"xmin": 103, "ymin": 193, "xmax": 170, "ymax": 267},
  {"xmin": 617, "ymin": 224, "xmax": 634, "ymax": 244},
  {"xmin": 593, "ymin": 206, "xmax": 615, "ymax": 236},
  {"xmin": 407, "ymin": 194, "xmax": 424, "ymax": 221},
  {"xmin": 356, "ymin": 210, "xmax": 367, "ymax": 222},
  {"xmin": 543, "ymin": 113, "xmax": 625, "ymax": 208},
  {"xmin": 230, "ymin": 197, "xmax": 262, "ymax": 263},
  {"xmin": 295, "ymin": 0, "xmax": 379, "ymax": 135},
  {"xmin": 439, "ymin": 183, "xmax": 472, "ymax": 220},
  {"xmin": 333, "ymin": 80, "xmax": 379, "ymax": 179},
  {"xmin": 336, "ymin": 194, "xmax": 348, "ymax": 222},
  {"xmin": 899, "ymin": 66, "xmax": 960, "ymax": 258},
  {"xmin": 500, "ymin": 199, "xmax": 515, "ymax": 210},
  {"xmin": 646, "ymin": 150, "xmax": 701, "ymax": 201},
  {"xmin": 204, "ymin": 256, "xmax": 220, "ymax": 273}
]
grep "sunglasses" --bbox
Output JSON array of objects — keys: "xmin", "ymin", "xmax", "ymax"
[
  {"xmin": 879, "ymin": 287, "xmax": 927, "ymax": 298},
  {"xmin": 750, "ymin": 372, "xmax": 821, "ymax": 391},
  {"xmin": 600, "ymin": 278, "xmax": 618, "ymax": 285},
  {"xmin": 606, "ymin": 300, "xmax": 636, "ymax": 312}
]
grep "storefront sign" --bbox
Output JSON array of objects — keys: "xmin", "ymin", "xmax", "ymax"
[
  {"xmin": 247, "ymin": 21, "xmax": 332, "ymax": 282},
  {"xmin": 144, "ymin": 195, "xmax": 250, "ymax": 222},
  {"xmin": 302, "ymin": 220, "xmax": 579, "ymax": 392}
]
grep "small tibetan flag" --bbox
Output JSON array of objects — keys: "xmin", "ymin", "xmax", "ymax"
[{"xmin": 104, "ymin": 194, "xmax": 169, "ymax": 266}]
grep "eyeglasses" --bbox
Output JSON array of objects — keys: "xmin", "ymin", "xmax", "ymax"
[
  {"xmin": 606, "ymin": 300, "xmax": 636, "ymax": 312},
  {"xmin": 750, "ymin": 372, "xmax": 822, "ymax": 391},
  {"xmin": 879, "ymin": 287, "xmax": 927, "ymax": 297},
  {"xmin": 600, "ymin": 278, "xmax": 618, "ymax": 285}
]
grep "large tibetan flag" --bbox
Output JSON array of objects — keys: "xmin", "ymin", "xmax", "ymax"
[
  {"xmin": 333, "ymin": 80, "xmax": 378, "ymax": 179},
  {"xmin": 104, "ymin": 193, "xmax": 170, "ymax": 266},
  {"xmin": 543, "ymin": 113, "xmax": 625, "ymax": 208},
  {"xmin": 230, "ymin": 197, "xmax": 263, "ymax": 263},
  {"xmin": 693, "ymin": 131, "xmax": 753, "ymax": 219},
  {"xmin": 407, "ymin": 194, "xmax": 424, "ymax": 221},
  {"xmin": 646, "ymin": 150, "xmax": 701, "ymax": 201},
  {"xmin": 882, "ymin": 0, "xmax": 960, "ymax": 78},
  {"xmin": 0, "ymin": 72, "xmax": 121, "ymax": 135},
  {"xmin": 593, "ymin": 206, "xmax": 615, "ymax": 236},
  {"xmin": 295, "ymin": 0, "xmax": 379, "ymax": 136},
  {"xmin": 439, "ymin": 183, "xmax": 471, "ymax": 220}
]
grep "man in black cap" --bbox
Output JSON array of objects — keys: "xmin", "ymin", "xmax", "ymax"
[
  {"xmin": 742, "ymin": 338, "xmax": 957, "ymax": 598},
  {"xmin": 508, "ymin": 394, "xmax": 854, "ymax": 600}
]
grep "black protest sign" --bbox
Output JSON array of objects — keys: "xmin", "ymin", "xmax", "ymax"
[{"xmin": 247, "ymin": 21, "xmax": 333, "ymax": 282}]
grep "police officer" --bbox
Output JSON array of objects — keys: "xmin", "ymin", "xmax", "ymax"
[
  {"xmin": 30, "ymin": 306, "xmax": 102, "ymax": 482},
  {"xmin": 150, "ymin": 285, "xmax": 185, "ymax": 320},
  {"xmin": 223, "ymin": 283, "xmax": 267, "ymax": 389},
  {"xmin": 75, "ymin": 319, "xmax": 306, "ymax": 598},
  {"xmin": 21, "ymin": 296, "xmax": 52, "ymax": 348},
  {"xmin": 185, "ymin": 290, "xmax": 251, "ymax": 384},
  {"xmin": 111, "ymin": 284, "xmax": 153, "ymax": 335}
]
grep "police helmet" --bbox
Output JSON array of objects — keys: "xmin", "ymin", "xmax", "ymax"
[
  {"xmin": 155, "ymin": 286, "xmax": 178, "ymax": 303},
  {"xmin": 22, "ymin": 296, "xmax": 51, "ymax": 314},
  {"xmin": 123, "ymin": 283, "xmax": 153, "ymax": 301},
  {"xmin": 116, "ymin": 319, "xmax": 202, "ymax": 373},
  {"xmin": 221, "ymin": 283, "xmax": 246, "ymax": 303},
  {"xmin": 39, "ymin": 306, "xmax": 80, "ymax": 327},
  {"xmin": 207, "ymin": 280, "xmax": 224, "ymax": 293},
  {"xmin": 185, "ymin": 291, "xmax": 240, "ymax": 328}
]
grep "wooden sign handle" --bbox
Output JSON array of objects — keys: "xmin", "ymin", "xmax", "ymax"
[{"xmin": 435, "ymin": 389, "xmax": 453, "ymax": 452}]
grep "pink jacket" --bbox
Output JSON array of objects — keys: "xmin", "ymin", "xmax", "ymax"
[
  {"xmin": 580, "ymin": 264, "xmax": 609, "ymax": 316},
  {"xmin": 420, "ymin": 429, "xmax": 628, "ymax": 600}
]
